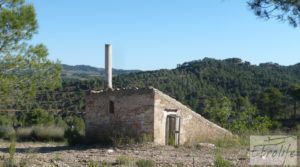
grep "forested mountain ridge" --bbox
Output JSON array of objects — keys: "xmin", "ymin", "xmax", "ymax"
[
  {"xmin": 62, "ymin": 64, "xmax": 140, "ymax": 80},
  {"xmin": 114, "ymin": 58, "xmax": 300, "ymax": 101},
  {"xmin": 3, "ymin": 58, "xmax": 299, "ymax": 132},
  {"xmin": 60, "ymin": 58, "xmax": 300, "ymax": 117},
  {"xmin": 112, "ymin": 58, "xmax": 300, "ymax": 130}
]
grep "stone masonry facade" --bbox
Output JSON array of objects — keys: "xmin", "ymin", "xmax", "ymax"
[
  {"xmin": 85, "ymin": 88, "xmax": 155, "ymax": 141},
  {"xmin": 85, "ymin": 87, "xmax": 231, "ymax": 145},
  {"xmin": 153, "ymin": 89, "xmax": 232, "ymax": 144}
]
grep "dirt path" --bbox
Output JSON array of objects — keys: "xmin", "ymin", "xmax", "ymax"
[{"xmin": 0, "ymin": 141, "xmax": 249, "ymax": 167}]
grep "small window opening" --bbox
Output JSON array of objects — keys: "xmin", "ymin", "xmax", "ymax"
[{"xmin": 109, "ymin": 101, "xmax": 114, "ymax": 114}]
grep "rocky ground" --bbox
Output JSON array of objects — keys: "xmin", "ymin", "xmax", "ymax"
[{"xmin": 0, "ymin": 141, "xmax": 251, "ymax": 167}]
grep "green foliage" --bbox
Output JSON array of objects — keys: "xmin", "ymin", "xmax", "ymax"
[
  {"xmin": 22, "ymin": 58, "xmax": 298, "ymax": 134},
  {"xmin": 214, "ymin": 154, "xmax": 232, "ymax": 167},
  {"xmin": 0, "ymin": 115, "xmax": 17, "ymax": 139},
  {"xmin": 230, "ymin": 97, "xmax": 272, "ymax": 133},
  {"xmin": 257, "ymin": 88, "xmax": 283, "ymax": 120},
  {"xmin": 248, "ymin": 0, "xmax": 300, "ymax": 27},
  {"xmin": 136, "ymin": 159, "xmax": 155, "ymax": 167},
  {"xmin": 0, "ymin": 0, "xmax": 37, "ymax": 53},
  {"xmin": 0, "ymin": 0, "xmax": 71, "ymax": 137},
  {"xmin": 251, "ymin": 116, "xmax": 273, "ymax": 132},
  {"xmin": 29, "ymin": 78, "xmax": 100, "ymax": 115},
  {"xmin": 0, "ymin": 134, "xmax": 18, "ymax": 167},
  {"xmin": 0, "ymin": 0, "xmax": 61, "ymax": 110},
  {"xmin": 288, "ymin": 84, "xmax": 300, "ymax": 118},
  {"xmin": 9, "ymin": 136, "xmax": 16, "ymax": 159},
  {"xmin": 55, "ymin": 116, "xmax": 68, "ymax": 129},
  {"xmin": 8, "ymin": 134, "xmax": 16, "ymax": 166},
  {"xmin": 2, "ymin": 56, "xmax": 300, "ymax": 142},
  {"xmin": 23, "ymin": 108, "xmax": 54, "ymax": 126},
  {"xmin": 0, "ymin": 115, "xmax": 13, "ymax": 126},
  {"xmin": 64, "ymin": 116, "xmax": 85, "ymax": 145},
  {"xmin": 62, "ymin": 64, "xmax": 139, "ymax": 80},
  {"xmin": 204, "ymin": 97, "xmax": 232, "ymax": 126},
  {"xmin": 204, "ymin": 96, "xmax": 272, "ymax": 133},
  {"xmin": 288, "ymin": 84, "xmax": 300, "ymax": 101},
  {"xmin": 111, "ymin": 58, "xmax": 300, "ymax": 131}
]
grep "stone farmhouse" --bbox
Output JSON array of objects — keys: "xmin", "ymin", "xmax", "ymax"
[{"xmin": 85, "ymin": 44, "xmax": 231, "ymax": 145}]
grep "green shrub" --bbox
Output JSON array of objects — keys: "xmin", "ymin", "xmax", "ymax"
[
  {"xmin": 23, "ymin": 108, "xmax": 54, "ymax": 126},
  {"xmin": 55, "ymin": 116, "xmax": 68, "ymax": 128},
  {"xmin": 252, "ymin": 116, "xmax": 273, "ymax": 132},
  {"xmin": 0, "ymin": 126, "xmax": 15, "ymax": 140},
  {"xmin": 229, "ymin": 106, "xmax": 272, "ymax": 134},
  {"xmin": 214, "ymin": 154, "xmax": 232, "ymax": 167},
  {"xmin": 1, "ymin": 135, "xmax": 18, "ymax": 167},
  {"xmin": 0, "ymin": 115, "xmax": 13, "ymax": 126},
  {"xmin": 9, "ymin": 135, "xmax": 16, "ymax": 163},
  {"xmin": 64, "ymin": 116, "xmax": 85, "ymax": 145},
  {"xmin": 136, "ymin": 159, "xmax": 155, "ymax": 167}
]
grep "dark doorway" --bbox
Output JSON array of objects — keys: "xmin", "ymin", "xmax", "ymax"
[
  {"xmin": 166, "ymin": 115, "xmax": 180, "ymax": 145},
  {"xmin": 109, "ymin": 101, "xmax": 114, "ymax": 114}
]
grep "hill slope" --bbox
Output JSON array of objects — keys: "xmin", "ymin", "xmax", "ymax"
[
  {"xmin": 34, "ymin": 58, "xmax": 300, "ymax": 130},
  {"xmin": 114, "ymin": 58, "xmax": 300, "ymax": 102},
  {"xmin": 62, "ymin": 64, "xmax": 140, "ymax": 80},
  {"xmin": 112, "ymin": 58, "xmax": 300, "ymax": 128}
]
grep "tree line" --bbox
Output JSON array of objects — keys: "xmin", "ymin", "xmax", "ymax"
[
  {"xmin": 113, "ymin": 58, "xmax": 300, "ymax": 132},
  {"xmin": 1, "ymin": 0, "xmax": 300, "ymax": 142}
]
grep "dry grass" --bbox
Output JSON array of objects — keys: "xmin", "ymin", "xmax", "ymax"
[
  {"xmin": 16, "ymin": 126, "xmax": 65, "ymax": 141},
  {"xmin": 33, "ymin": 126, "xmax": 64, "ymax": 141},
  {"xmin": 0, "ymin": 126, "xmax": 15, "ymax": 140}
]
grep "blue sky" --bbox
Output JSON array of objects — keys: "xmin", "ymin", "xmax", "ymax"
[{"xmin": 28, "ymin": 0, "xmax": 300, "ymax": 70}]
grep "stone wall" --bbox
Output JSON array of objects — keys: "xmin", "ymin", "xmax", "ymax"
[
  {"xmin": 85, "ymin": 87, "xmax": 232, "ymax": 144},
  {"xmin": 85, "ymin": 88, "xmax": 155, "ymax": 141},
  {"xmin": 153, "ymin": 89, "xmax": 232, "ymax": 145}
]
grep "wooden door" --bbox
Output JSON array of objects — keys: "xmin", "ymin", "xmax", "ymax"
[{"xmin": 166, "ymin": 115, "xmax": 180, "ymax": 145}]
